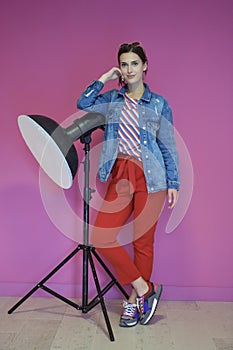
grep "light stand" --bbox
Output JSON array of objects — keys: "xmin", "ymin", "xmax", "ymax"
[{"xmin": 8, "ymin": 114, "xmax": 129, "ymax": 341}]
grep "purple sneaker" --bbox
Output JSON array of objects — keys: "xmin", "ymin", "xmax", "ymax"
[
  {"xmin": 119, "ymin": 301, "xmax": 140, "ymax": 327},
  {"xmin": 136, "ymin": 283, "xmax": 163, "ymax": 325}
]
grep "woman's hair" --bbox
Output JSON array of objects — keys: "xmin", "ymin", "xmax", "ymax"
[{"xmin": 117, "ymin": 42, "xmax": 148, "ymax": 85}]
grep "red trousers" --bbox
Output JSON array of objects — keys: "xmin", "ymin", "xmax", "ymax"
[{"xmin": 91, "ymin": 155, "xmax": 166, "ymax": 285}]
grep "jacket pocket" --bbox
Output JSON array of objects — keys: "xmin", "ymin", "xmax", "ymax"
[{"xmin": 145, "ymin": 117, "xmax": 160, "ymax": 136}]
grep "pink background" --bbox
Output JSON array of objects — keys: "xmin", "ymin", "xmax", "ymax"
[{"xmin": 0, "ymin": 0, "xmax": 232, "ymax": 301}]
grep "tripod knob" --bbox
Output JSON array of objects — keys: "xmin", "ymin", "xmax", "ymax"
[{"xmin": 89, "ymin": 188, "xmax": 95, "ymax": 200}]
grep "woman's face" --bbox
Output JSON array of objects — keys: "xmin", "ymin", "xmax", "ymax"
[{"xmin": 119, "ymin": 52, "xmax": 147, "ymax": 86}]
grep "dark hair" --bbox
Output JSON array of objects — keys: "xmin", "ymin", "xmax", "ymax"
[{"xmin": 117, "ymin": 42, "xmax": 148, "ymax": 85}]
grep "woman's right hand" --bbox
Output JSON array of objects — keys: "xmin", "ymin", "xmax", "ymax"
[{"xmin": 98, "ymin": 67, "xmax": 122, "ymax": 84}]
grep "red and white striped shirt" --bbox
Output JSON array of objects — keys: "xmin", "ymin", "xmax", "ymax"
[{"xmin": 118, "ymin": 94, "xmax": 141, "ymax": 160}]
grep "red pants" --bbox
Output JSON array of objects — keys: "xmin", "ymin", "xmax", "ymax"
[{"xmin": 91, "ymin": 155, "xmax": 166, "ymax": 285}]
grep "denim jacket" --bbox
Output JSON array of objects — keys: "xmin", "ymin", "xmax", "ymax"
[{"xmin": 77, "ymin": 80, "xmax": 180, "ymax": 193}]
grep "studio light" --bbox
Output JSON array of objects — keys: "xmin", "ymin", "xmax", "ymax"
[
  {"xmin": 17, "ymin": 112, "xmax": 105, "ymax": 189},
  {"xmin": 10, "ymin": 110, "xmax": 128, "ymax": 342}
]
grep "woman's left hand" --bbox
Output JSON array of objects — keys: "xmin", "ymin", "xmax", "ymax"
[{"xmin": 168, "ymin": 189, "xmax": 179, "ymax": 209}]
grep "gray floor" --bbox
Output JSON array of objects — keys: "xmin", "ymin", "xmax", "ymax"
[{"xmin": 0, "ymin": 297, "xmax": 233, "ymax": 350}]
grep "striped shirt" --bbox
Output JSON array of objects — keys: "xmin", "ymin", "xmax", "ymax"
[{"xmin": 118, "ymin": 94, "xmax": 141, "ymax": 160}]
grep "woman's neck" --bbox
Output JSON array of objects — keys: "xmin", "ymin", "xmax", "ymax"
[{"xmin": 126, "ymin": 82, "xmax": 145, "ymax": 99}]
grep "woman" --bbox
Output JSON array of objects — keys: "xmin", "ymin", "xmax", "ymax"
[{"xmin": 77, "ymin": 42, "xmax": 180, "ymax": 327}]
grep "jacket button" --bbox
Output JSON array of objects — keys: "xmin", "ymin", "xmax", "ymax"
[{"xmin": 148, "ymin": 169, "xmax": 151, "ymax": 174}]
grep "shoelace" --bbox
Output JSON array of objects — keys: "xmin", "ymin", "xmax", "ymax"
[
  {"xmin": 122, "ymin": 301, "xmax": 137, "ymax": 318},
  {"xmin": 136, "ymin": 295, "xmax": 145, "ymax": 316}
]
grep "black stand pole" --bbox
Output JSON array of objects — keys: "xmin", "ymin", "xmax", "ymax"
[{"xmin": 8, "ymin": 132, "xmax": 129, "ymax": 342}]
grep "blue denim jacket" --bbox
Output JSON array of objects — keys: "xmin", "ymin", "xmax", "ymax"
[{"xmin": 77, "ymin": 80, "xmax": 180, "ymax": 193}]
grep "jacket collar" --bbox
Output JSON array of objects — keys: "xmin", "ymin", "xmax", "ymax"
[{"xmin": 118, "ymin": 83, "xmax": 151, "ymax": 102}]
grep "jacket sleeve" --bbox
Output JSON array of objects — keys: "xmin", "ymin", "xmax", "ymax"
[
  {"xmin": 157, "ymin": 99, "xmax": 180, "ymax": 190},
  {"xmin": 77, "ymin": 80, "xmax": 112, "ymax": 114}
]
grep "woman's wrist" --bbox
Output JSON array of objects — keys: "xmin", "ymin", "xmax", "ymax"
[{"xmin": 98, "ymin": 74, "xmax": 108, "ymax": 84}]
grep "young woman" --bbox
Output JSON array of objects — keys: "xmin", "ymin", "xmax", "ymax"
[{"xmin": 77, "ymin": 42, "xmax": 180, "ymax": 327}]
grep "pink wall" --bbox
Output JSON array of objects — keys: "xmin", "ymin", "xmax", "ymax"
[{"xmin": 0, "ymin": 0, "xmax": 232, "ymax": 301}]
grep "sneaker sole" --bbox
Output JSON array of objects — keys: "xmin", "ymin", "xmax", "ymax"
[
  {"xmin": 119, "ymin": 319, "xmax": 139, "ymax": 327},
  {"xmin": 140, "ymin": 284, "xmax": 163, "ymax": 325}
]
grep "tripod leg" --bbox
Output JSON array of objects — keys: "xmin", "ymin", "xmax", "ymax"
[
  {"xmin": 82, "ymin": 247, "xmax": 89, "ymax": 310},
  {"xmin": 8, "ymin": 245, "xmax": 82, "ymax": 314},
  {"xmin": 8, "ymin": 285, "xmax": 40, "ymax": 314},
  {"xmin": 91, "ymin": 248, "xmax": 129, "ymax": 300},
  {"xmin": 88, "ymin": 250, "xmax": 115, "ymax": 342}
]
